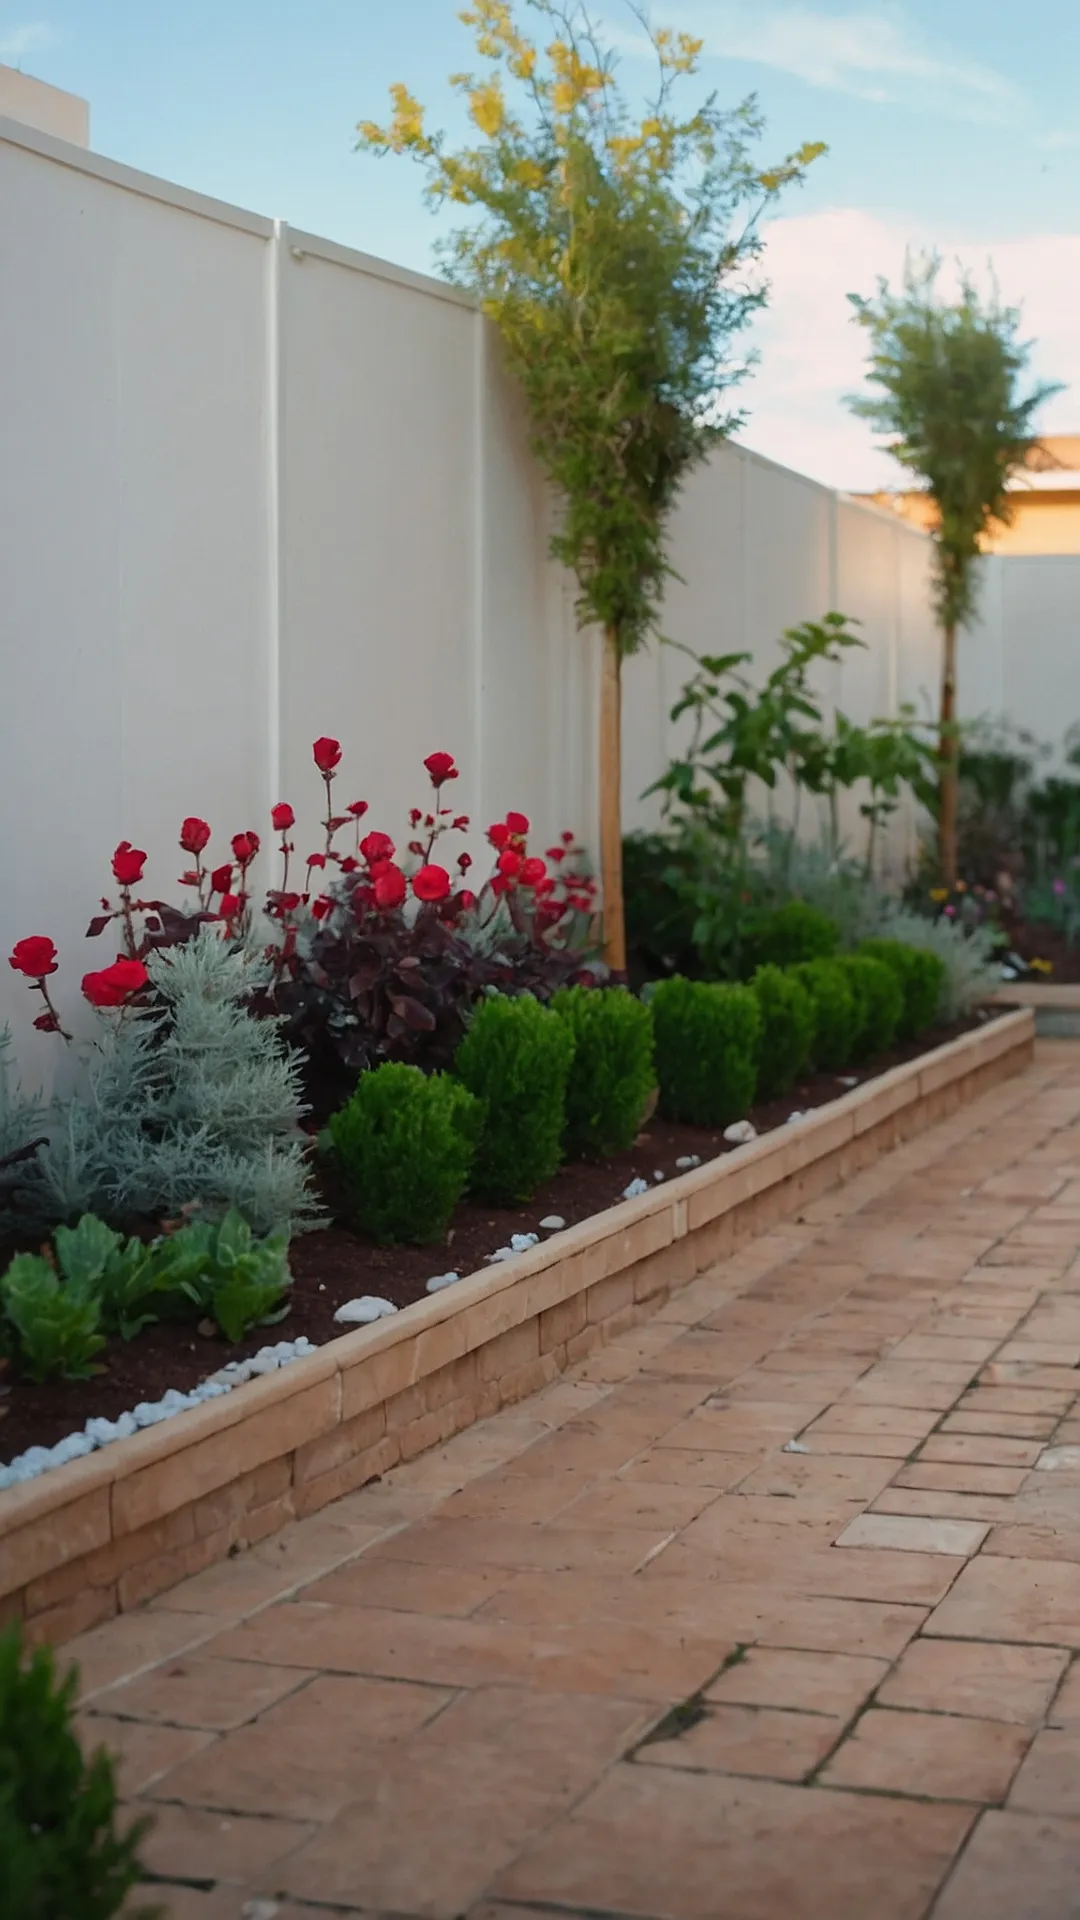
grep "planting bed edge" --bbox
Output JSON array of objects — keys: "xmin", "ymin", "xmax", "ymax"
[{"xmin": 0, "ymin": 1007, "xmax": 1035, "ymax": 1645}]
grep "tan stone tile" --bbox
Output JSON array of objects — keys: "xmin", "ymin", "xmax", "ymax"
[
  {"xmin": 823, "ymin": 1706, "xmax": 1030, "ymax": 1801},
  {"xmin": 302, "ymin": 1556, "xmax": 510, "ymax": 1615},
  {"xmin": 617, "ymin": 1448, "xmax": 762, "ymax": 1488},
  {"xmin": 983, "ymin": 1523, "xmax": 1080, "ymax": 1563},
  {"xmin": 76, "ymin": 1712, "xmax": 213, "ymax": 1797},
  {"xmin": 652, "ymin": 1402, "xmax": 823, "ymax": 1454},
  {"xmin": 491, "ymin": 1766, "xmax": 973, "ymax": 1920},
  {"xmin": 358, "ymin": 1513, "xmax": 669, "ymax": 1574},
  {"xmin": 753, "ymin": 1592, "xmax": 927, "ymax": 1660},
  {"xmin": 434, "ymin": 1468, "xmax": 591, "ymax": 1522},
  {"xmin": 942, "ymin": 1410, "xmax": 1059, "ymax": 1439},
  {"xmin": 888, "ymin": 1334, "xmax": 1001, "ymax": 1363},
  {"xmin": 70, "ymin": 1609, "xmax": 224, "ymax": 1701},
  {"xmin": 806, "ymin": 1404, "xmax": 940, "ymax": 1439},
  {"xmin": 556, "ymin": 1478, "xmax": 721, "ymax": 1534},
  {"xmin": 94, "ymin": 1654, "xmax": 314, "ymax": 1731},
  {"xmin": 1047, "ymin": 1658, "xmax": 1080, "ymax": 1723},
  {"xmin": 871, "ymin": 1487, "xmax": 1017, "ymax": 1524},
  {"xmin": 926, "ymin": 1555, "xmax": 1080, "ymax": 1647},
  {"xmin": 735, "ymin": 1452, "xmax": 899, "ymax": 1502},
  {"xmin": 146, "ymin": 1673, "xmax": 453, "ymax": 1820},
  {"xmin": 133, "ymin": 1798, "xmax": 312, "ymax": 1884},
  {"xmin": 878, "ymin": 1638, "xmax": 1067, "ymax": 1724},
  {"xmin": 894, "ymin": 1461, "xmax": 1030, "ymax": 1495},
  {"xmin": 961, "ymin": 1386, "xmax": 1076, "ymax": 1416},
  {"xmin": 836, "ymin": 1512, "xmax": 988, "ymax": 1556},
  {"xmin": 933, "ymin": 1809, "xmax": 1080, "ymax": 1920},
  {"xmin": 918, "ymin": 1432, "xmax": 1043, "ymax": 1468},
  {"xmin": 638, "ymin": 1702, "xmax": 840, "ymax": 1781},
  {"xmin": 705, "ymin": 1646, "xmax": 886, "ymax": 1718}
]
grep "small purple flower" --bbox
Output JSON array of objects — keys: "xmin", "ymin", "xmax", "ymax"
[
  {"xmin": 944, "ymin": 904, "xmax": 956, "ymax": 917},
  {"xmin": 1054, "ymin": 878, "xmax": 1067, "ymax": 897}
]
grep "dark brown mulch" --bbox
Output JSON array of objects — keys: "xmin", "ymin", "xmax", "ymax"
[
  {"xmin": 999, "ymin": 914, "xmax": 1080, "ymax": 985},
  {"xmin": 0, "ymin": 1010, "xmax": 1005, "ymax": 1463}
]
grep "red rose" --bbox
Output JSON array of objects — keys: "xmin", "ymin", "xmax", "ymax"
[
  {"xmin": 271, "ymin": 803, "xmax": 295, "ymax": 833},
  {"xmin": 313, "ymin": 737, "xmax": 342, "ymax": 774},
  {"xmin": 340, "ymin": 855, "xmax": 359, "ymax": 874},
  {"xmin": 347, "ymin": 800, "xmax": 369, "ymax": 819},
  {"xmin": 82, "ymin": 956, "xmax": 149, "ymax": 1008},
  {"xmin": 179, "ymin": 817, "xmax": 211, "ymax": 855},
  {"xmin": 373, "ymin": 862, "xmax": 407, "ymax": 909},
  {"xmin": 111, "ymin": 841, "xmax": 146, "ymax": 886},
  {"xmin": 33, "ymin": 1010, "xmax": 61, "ymax": 1033},
  {"xmin": 457, "ymin": 888, "xmax": 478, "ymax": 912},
  {"xmin": 413, "ymin": 863, "xmax": 452, "ymax": 903},
  {"xmin": 545, "ymin": 846, "xmax": 565, "ymax": 862},
  {"xmin": 521, "ymin": 857, "xmax": 547, "ymax": 887},
  {"xmin": 505, "ymin": 811, "xmax": 530, "ymax": 836},
  {"xmin": 231, "ymin": 831, "xmax": 260, "ymax": 866},
  {"xmin": 210, "ymin": 863, "xmax": 233, "ymax": 894},
  {"xmin": 306, "ymin": 852, "xmax": 327, "ymax": 871},
  {"xmin": 424, "ymin": 751, "xmax": 458, "ymax": 787},
  {"xmin": 497, "ymin": 848, "xmax": 522, "ymax": 879},
  {"xmin": 487, "ymin": 821, "xmax": 510, "ymax": 850},
  {"xmin": 218, "ymin": 893, "xmax": 244, "ymax": 919},
  {"xmin": 9, "ymin": 936, "xmax": 58, "ymax": 979},
  {"xmin": 360, "ymin": 830, "xmax": 395, "ymax": 866}
]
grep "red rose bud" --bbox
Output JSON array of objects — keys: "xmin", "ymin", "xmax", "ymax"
[
  {"xmin": 457, "ymin": 888, "xmax": 478, "ymax": 912},
  {"xmin": 111, "ymin": 841, "xmax": 147, "ymax": 886},
  {"xmin": 347, "ymin": 800, "xmax": 369, "ymax": 819},
  {"xmin": 373, "ymin": 862, "xmax": 407, "ymax": 910},
  {"xmin": 412, "ymin": 864, "xmax": 452, "ymax": 903},
  {"xmin": 271, "ymin": 803, "xmax": 295, "ymax": 833},
  {"xmin": 497, "ymin": 848, "xmax": 522, "ymax": 879},
  {"xmin": 306, "ymin": 852, "xmax": 327, "ymax": 871},
  {"xmin": 340, "ymin": 856, "xmax": 359, "ymax": 874},
  {"xmin": 521, "ymin": 857, "xmax": 547, "ymax": 887},
  {"xmin": 505, "ymin": 811, "xmax": 529, "ymax": 836},
  {"xmin": 423, "ymin": 751, "xmax": 458, "ymax": 787},
  {"xmin": 561, "ymin": 829, "xmax": 575, "ymax": 844},
  {"xmin": 458, "ymin": 851, "xmax": 473, "ymax": 873},
  {"xmin": 487, "ymin": 821, "xmax": 510, "ymax": 850},
  {"xmin": 81, "ymin": 956, "xmax": 149, "ymax": 1008},
  {"xmin": 312, "ymin": 736, "xmax": 342, "ymax": 774},
  {"xmin": 33, "ymin": 1010, "xmax": 61, "ymax": 1033},
  {"xmin": 360, "ymin": 830, "xmax": 395, "ymax": 866},
  {"xmin": 409, "ymin": 808, "xmax": 423, "ymax": 827},
  {"xmin": 179, "ymin": 817, "xmax": 211, "ymax": 855},
  {"xmin": 9, "ymin": 936, "xmax": 59, "ymax": 979},
  {"xmin": 210, "ymin": 863, "xmax": 233, "ymax": 894},
  {"xmin": 218, "ymin": 893, "xmax": 243, "ymax": 919},
  {"xmin": 545, "ymin": 846, "xmax": 565, "ymax": 862},
  {"xmin": 231, "ymin": 831, "xmax": 260, "ymax": 866},
  {"xmin": 453, "ymin": 815, "xmax": 470, "ymax": 831},
  {"xmin": 424, "ymin": 814, "xmax": 435, "ymax": 829}
]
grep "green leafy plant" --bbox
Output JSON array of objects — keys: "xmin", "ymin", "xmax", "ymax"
[
  {"xmin": 847, "ymin": 254, "xmax": 1059, "ymax": 883},
  {"xmin": 166, "ymin": 1209, "xmax": 293, "ymax": 1343},
  {"xmin": 52, "ymin": 1216, "xmax": 177, "ymax": 1341},
  {"xmin": 750, "ymin": 966, "xmax": 816, "ymax": 1100},
  {"xmin": 0, "ymin": 1254, "xmax": 105, "ymax": 1383},
  {"xmin": 876, "ymin": 909, "xmax": 999, "ymax": 1021},
  {"xmin": 651, "ymin": 977, "xmax": 761, "ymax": 1125},
  {"xmin": 456, "ymin": 992, "xmax": 576, "ymax": 1203},
  {"xmin": 838, "ymin": 955, "xmax": 903, "ymax": 1059},
  {"xmin": 552, "ymin": 985, "xmax": 655, "ymax": 1157},
  {"xmin": 743, "ymin": 900, "xmax": 839, "ymax": 973},
  {"xmin": 0, "ymin": 1625, "xmax": 160, "ymax": 1920},
  {"xmin": 859, "ymin": 939, "xmax": 946, "ymax": 1039},
  {"xmin": 329, "ymin": 1063, "xmax": 481, "ymax": 1244},
  {"xmin": 790, "ymin": 959, "xmax": 859, "ymax": 1072},
  {"xmin": 359, "ymin": 0, "xmax": 823, "ymax": 966}
]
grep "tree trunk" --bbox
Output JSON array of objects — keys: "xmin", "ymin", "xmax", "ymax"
[
  {"xmin": 939, "ymin": 620, "xmax": 959, "ymax": 887},
  {"xmin": 599, "ymin": 626, "xmax": 627, "ymax": 975}
]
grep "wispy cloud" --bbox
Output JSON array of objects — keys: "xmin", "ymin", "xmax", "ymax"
[
  {"xmin": 0, "ymin": 20, "xmax": 53, "ymax": 63},
  {"xmin": 621, "ymin": 2, "xmax": 1027, "ymax": 125}
]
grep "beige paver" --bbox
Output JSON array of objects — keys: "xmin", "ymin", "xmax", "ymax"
[{"xmin": 53, "ymin": 1044, "xmax": 1080, "ymax": 1916}]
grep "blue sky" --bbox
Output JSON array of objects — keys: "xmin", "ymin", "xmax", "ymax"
[{"xmin": 5, "ymin": 0, "xmax": 1079, "ymax": 486}]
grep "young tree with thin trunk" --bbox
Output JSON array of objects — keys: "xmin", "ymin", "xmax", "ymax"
[
  {"xmin": 357, "ymin": 0, "xmax": 823, "ymax": 970},
  {"xmin": 846, "ymin": 257, "xmax": 1058, "ymax": 888}
]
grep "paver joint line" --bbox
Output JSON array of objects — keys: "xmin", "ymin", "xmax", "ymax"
[{"xmin": 45, "ymin": 1041, "xmax": 1080, "ymax": 1917}]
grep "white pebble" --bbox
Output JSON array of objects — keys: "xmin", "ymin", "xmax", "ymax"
[
  {"xmin": 486, "ymin": 1246, "xmax": 513, "ymax": 1262},
  {"xmin": 539, "ymin": 1215, "xmax": 566, "ymax": 1231},
  {"xmin": 622, "ymin": 1177, "xmax": 649, "ymax": 1198},
  {"xmin": 783, "ymin": 1439, "xmax": 810, "ymax": 1454},
  {"xmin": 675, "ymin": 1154, "xmax": 701, "ymax": 1170},
  {"xmin": 426, "ymin": 1271, "xmax": 462, "ymax": 1293},
  {"xmin": 786, "ymin": 1110, "xmax": 809, "ymax": 1126},
  {"xmin": 333, "ymin": 1295, "xmax": 398, "ymax": 1325},
  {"xmin": 248, "ymin": 1354, "xmax": 281, "ymax": 1375},
  {"xmin": 838, "ymin": 1076, "xmax": 859, "ymax": 1089},
  {"xmin": 653, "ymin": 1170, "xmax": 666, "ymax": 1182},
  {"xmin": 509, "ymin": 1232, "xmax": 539, "ymax": 1253},
  {"xmin": 723, "ymin": 1120, "xmax": 758, "ymax": 1145},
  {"xmin": 49, "ymin": 1432, "xmax": 95, "ymax": 1466}
]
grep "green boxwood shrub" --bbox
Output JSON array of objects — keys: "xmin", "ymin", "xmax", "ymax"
[
  {"xmin": 750, "ymin": 965, "xmax": 816, "ymax": 1100},
  {"xmin": 329, "ymin": 1063, "xmax": 481, "ymax": 1244},
  {"xmin": 651, "ymin": 977, "xmax": 761, "ymax": 1126},
  {"xmin": 838, "ymin": 954, "xmax": 904, "ymax": 1060},
  {"xmin": 455, "ymin": 993, "xmax": 576, "ymax": 1203},
  {"xmin": 859, "ymin": 939, "xmax": 946, "ymax": 1039},
  {"xmin": 552, "ymin": 986, "xmax": 655, "ymax": 1159},
  {"xmin": 790, "ymin": 958, "xmax": 859, "ymax": 1071},
  {"xmin": 744, "ymin": 900, "xmax": 839, "ymax": 973},
  {"xmin": 0, "ymin": 1626, "xmax": 160, "ymax": 1919}
]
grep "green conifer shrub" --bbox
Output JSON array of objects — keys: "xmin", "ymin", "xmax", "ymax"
[
  {"xmin": 651, "ymin": 977, "xmax": 761, "ymax": 1125},
  {"xmin": 552, "ymin": 986, "xmax": 655, "ymax": 1158},
  {"xmin": 455, "ymin": 993, "xmax": 575, "ymax": 1203},
  {"xmin": 330, "ymin": 1063, "xmax": 481, "ymax": 1243}
]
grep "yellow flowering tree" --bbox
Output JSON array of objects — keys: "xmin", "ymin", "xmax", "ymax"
[{"xmin": 358, "ymin": 0, "xmax": 824, "ymax": 969}]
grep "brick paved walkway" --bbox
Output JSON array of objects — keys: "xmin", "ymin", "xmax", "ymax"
[{"xmin": 66, "ymin": 1040, "xmax": 1080, "ymax": 1919}]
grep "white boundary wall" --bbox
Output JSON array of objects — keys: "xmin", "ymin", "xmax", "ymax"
[{"xmin": 0, "ymin": 116, "xmax": 958, "ymax": 1066}]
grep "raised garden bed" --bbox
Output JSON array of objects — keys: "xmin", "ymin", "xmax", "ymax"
[{"xmin": 0, "ymin": 1007, "xmax": 1033, "ymax": 1648}]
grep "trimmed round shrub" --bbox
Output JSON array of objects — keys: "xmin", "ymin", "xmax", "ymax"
[
  {"xmin": 552, "ymin": 985, "xmax": 655, "ymax": 1159},
  {"xmin": 750, "ymin": 965, "xmax": 816, "ymax": 1100},
  {"xmin": 456, "ymin": 992, "xmax": 576, "ymax": 1203},
  {"xmin": 651, "ymin": 977, "xmax": 761, "ymax": 1126},
  {"xmin": 743, "ymin": 901, "xmax": 839, "ymax": 973},
  {"xmin": 838, "ymin": 954, "xmax": 904, "ymax": 1060},
  {"xmin": 790, "ymin": 958, "xmax": 859, "ymax": 1072},
  {"xmin": 859, "ymin": 939, "xmax": 947, "ymax": 1039},
  {"xmin": 329, "ymin": 1063, "xmax": 481, "ymax": 1245}
]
